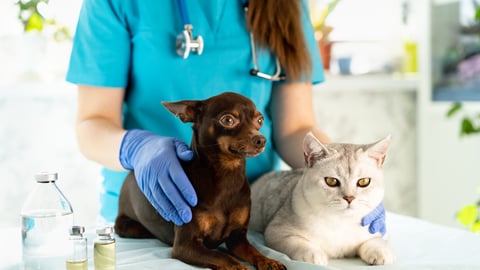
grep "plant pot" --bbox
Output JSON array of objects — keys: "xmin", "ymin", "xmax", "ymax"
[{"xmin": 318, "ymin": 40, "xmax": 332, "ymax": 71}]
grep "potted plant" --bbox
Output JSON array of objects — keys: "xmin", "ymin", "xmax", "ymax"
[{"xmin": 309, "ymin": 0, "xmax": 342, "ymax": 70}]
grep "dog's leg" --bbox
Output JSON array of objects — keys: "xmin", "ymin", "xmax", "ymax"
[
  {"xmin": 115, "ymin": 172, "xmax": 175, "ymax": 244},
  {"xmin": 226, "ymin": 230, "xmax": 287, "ymax": 270},
  {"xmin": 173, "ymin": 241, "xmax": 249, "ymax": 270},
  {"xmin": 114, "ymin": 215, "xmax": 154, "ymax": 238},
  {"xmin": 173, "ymin": 225, "xmax": 249, "ymax": 270}
]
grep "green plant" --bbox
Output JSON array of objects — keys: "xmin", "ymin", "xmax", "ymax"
[
  {"xmin": 16, "ymin": 0, "xmax": 50, "ymax": 32},
  {"xmin": 15, "ymin": 0, "xmax": 71, "ymax": 41},
  {"xmin": 456, "ymin": 190, "xmax": 480, "ymax": 233},
  {"xmin": 447, "ymin": 103, "xmax": 480, "ymax": 234},
  {"xmin": 446, "ymin": 103, "xmax": 480, "ymax": 137},
  {"xmin": 309, "ymin": 0, "xmax": 342, "ymax": 42}
]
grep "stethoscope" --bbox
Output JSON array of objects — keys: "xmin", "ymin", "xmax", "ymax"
[{"xmin": 174, "ymin": 0, "xmax": 286, "ymax": 81}]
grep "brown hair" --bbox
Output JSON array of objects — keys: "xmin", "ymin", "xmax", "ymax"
[{"xmin": 246, "ymin": 0, "xmax": 312, "ymax": 81}]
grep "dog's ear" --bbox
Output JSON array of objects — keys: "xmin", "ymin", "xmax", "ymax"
[{"xmin": 161, "ymin": 101, "xmax": 201, "ymax": 123}]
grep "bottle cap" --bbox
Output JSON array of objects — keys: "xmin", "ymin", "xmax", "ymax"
[
  {"xmin": 70, "ymin": 226, "xmax": 85, "ymax": 235},
  {"xmin": 96, "ymin": 226, "xmax": 114, "ymax": 236},
  {"xmin": 34, "ymin": 172, "xmax": 58, "ymax": 183}
]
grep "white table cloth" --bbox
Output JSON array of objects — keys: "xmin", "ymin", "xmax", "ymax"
[{"xmin": 2, "ymin": 213, "xmax": 479, "ymax": 270}]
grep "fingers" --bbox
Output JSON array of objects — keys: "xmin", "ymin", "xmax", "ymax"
[
  {"xmin": 150, "ymin": 183, "xmax": 187, "ymax": 226},
  {"xmin": 138, "ymin": 137, "xmax": 197, "ymax": 226},
  {"xmin": 150, "ymin": 158, "xmax": 197, "ymax": 226},
  {"xmin": 168, "ymin": 155, "xmax": 198, "ymax": 207},
  {"xmin": 174, "ymin": 139, "xmax": 194, "ymax": 161},
  {"xmin": 361, "ymin": 203, "xmax": 386, "ymax": 236},
  {"xmin": 361, "ymin": 214, "xmax": 373, "ymax": 227},
  {"xmin": 147, "ymin": 187, "xmax": 172, "ymax": 222},
  {"xmin": 361, "ymin": 203, "xmax": 385, "ymax": 226},
  {"xmin": 369, "ymin": 219, "xmax": 387, "ymax": 236}
]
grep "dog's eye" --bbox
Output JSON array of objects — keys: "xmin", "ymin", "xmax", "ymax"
[
  {"xmin": 257, "ymin": 117, "xmax": 264, "ymax": 127},
  {"xmin": 254, "ymin": 116, "xmax": 264, "ymax": 129},
  {"xmin": 219, "ymin": 114, "xmax": 239, "ymax": 128}
]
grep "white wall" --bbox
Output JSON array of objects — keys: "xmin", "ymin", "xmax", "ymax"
[
  {"xmin": 313, "ymin": 76, "xmax": 418, "ymax": 217},
  {"xmin": 418, "ymin": 103, "xmax": 480, "ymax": 227},
  {"xmin": 416, "ymin": 0, "xmax": 480, "ymax": 228},
  {"xmin": 0, "ymin": 81, "xmax": 101, "ymax": 229}
]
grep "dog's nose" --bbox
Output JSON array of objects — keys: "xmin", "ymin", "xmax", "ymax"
[{"xmin": 252, "ymin": 135, "xmax": 266, "ymax": 148}]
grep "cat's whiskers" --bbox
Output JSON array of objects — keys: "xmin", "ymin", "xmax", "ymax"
[
  {"xmin": 355, "ymin": 201, "xmax": 378, "ymax": 214},
  {"xmin": 328, "ymin": 200, "xmax": 347, "ymax": 210}
]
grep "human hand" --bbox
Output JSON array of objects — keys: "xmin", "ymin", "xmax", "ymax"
[
  {"xmin": 119, "ymin": 129, "xmax": 197, "ymax": 226},
  {"xmin": 361, "ymin": 203, "xmax": 386, "ymax": 236}
]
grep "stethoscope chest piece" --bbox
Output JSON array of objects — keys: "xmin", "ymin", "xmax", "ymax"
[{"xmin": 176, "ymin": 24, "xmax": 204, "ymax": 59}]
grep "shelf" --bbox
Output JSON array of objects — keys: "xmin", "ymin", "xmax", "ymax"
[{"xmin": 315, "ymin": 73, "xmax": 419, "ymax": 92}]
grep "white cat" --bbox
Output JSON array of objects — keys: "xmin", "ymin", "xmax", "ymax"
[{"xmin": 249, "ymin": 132, "xmax": 396, "ymax": 266}]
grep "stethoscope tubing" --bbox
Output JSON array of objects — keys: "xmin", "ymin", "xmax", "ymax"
[
  {"xmin": 176, "ymin": 0, "xmax": 190, "ymax": 25},
  {"xmin": 175, "ymin": 0, "xmax": 285, "ymax": 81}
]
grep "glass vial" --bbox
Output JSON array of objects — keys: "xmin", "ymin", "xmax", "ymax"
[
  {"xmin": 21, "ymin": 171, "xmax": 74, "ymax": 270},
  {"xmin": 66, "ymin": 226, "xmax": 88, "ymax": 270},
  {"xmin": 94, "ymin": 227, "xmax": 116, "ymax": 270}
]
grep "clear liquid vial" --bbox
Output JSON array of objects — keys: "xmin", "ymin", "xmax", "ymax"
[
  {"xmin": 66, "ymin": 226, "xmax": 88, "ymax": 270},
  {"xmin": 21, "ymin": 172, "xmax": 74, "ymax": 270},
  {"xmin": 94, "ymin": 227, "xmax": 116, "ymax": 270}
]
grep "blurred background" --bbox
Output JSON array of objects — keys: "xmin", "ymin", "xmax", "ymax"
[{"xmin": 0, "ymin": 0, "xmax": 479, "ymax": 234}]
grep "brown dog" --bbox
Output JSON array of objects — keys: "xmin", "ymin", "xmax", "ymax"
[{"xmin": 115, "ymin": 92, "xmax": 286, "ymax": 270}]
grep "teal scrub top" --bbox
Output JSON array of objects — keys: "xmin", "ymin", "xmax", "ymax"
[{"xmin": 66, "ymin": 0, "xmax": 324, "ymax": 222}]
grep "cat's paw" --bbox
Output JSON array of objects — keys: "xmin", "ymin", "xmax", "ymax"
[
  {"xmin": 290, "ymin": 247, "xmax": 328, "ymax": 266},
  {"xmin": 358, "ymin": 238, "xmax": 396, "ymax": 265}
]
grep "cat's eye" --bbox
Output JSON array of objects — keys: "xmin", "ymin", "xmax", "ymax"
[
  {"xmin": 357, "ymin": 177, "xmax": 371, "ymax": 188},
  {"xmin": 324, "ymin": 177, "xmax": 340, "ymax": 187}
]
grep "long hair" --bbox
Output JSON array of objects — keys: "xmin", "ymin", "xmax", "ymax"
[{"xmin": 246, "ymin": 0, "xmax": 312, "ymax": 81}]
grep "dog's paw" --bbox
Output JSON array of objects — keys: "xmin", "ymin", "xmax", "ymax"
[
  {"xmin": 254, "ymin": 257, "xmax": 287, "ymax": 270},
  {"xmin": 290, "ymin": 247, "xmax": 328, "ymax": 266},
  {"xmin": 359, "ymin": 238, "xmax": 396, "ymax": 265}
]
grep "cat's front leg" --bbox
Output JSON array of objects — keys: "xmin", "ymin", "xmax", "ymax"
[
  {"xmin": 358, "ymin": 237, "xmax": 396, "ymax": 265},
  {"xmin": 265, "ymin": 225, "xmax": 328, "ymax": 265},
  {"xmin": 289, "ymin": 245, "xmax": 329, "ymax": 266}
]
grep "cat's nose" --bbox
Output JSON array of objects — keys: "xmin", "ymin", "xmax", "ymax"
[{"xmin": 343, "ymin": 195, "xmax": 355, "ymax": 204}]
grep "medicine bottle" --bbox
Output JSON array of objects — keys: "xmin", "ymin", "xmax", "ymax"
[
  {"xmin": 66, "ymin": 225, "xmax": 88, "ymax": 270},
  {"xmin": 21, "ymin": 171, "xmax": 74, "ymax": 270},
  {"xmin": 94, "ymin": 226, "xmax": 116, "ymax": 270}
]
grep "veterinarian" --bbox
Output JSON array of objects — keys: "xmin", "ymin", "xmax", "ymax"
[{"xmin": 66, "ymin": 0, "xmax": 386, "ymax": 233}]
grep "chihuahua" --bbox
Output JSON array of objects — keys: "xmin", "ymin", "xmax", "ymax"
[{"xmin": 115, "ymin": 92, "xmax": 286, "ymax": 270}]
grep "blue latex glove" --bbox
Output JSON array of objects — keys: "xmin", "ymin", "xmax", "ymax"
[
  {"xmin": 361, "ymin": 203, "xmax": 386, "ymax": 236},
  {"xmin": 119, "ymin": 129, "xmax": 197, "ymax": 226}
]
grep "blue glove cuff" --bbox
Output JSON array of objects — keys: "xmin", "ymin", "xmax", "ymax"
[{"xmin": 119, "ymin": 129, "xmax": 156, "ymax": 170}]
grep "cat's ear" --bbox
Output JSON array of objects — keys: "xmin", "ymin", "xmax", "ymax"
[
  {"xmin": 303, "ymin": 132, "xmax": 329, "ymax": 168},
  {"xmin": 367, "ymin": 135, "xmax": 392, "ymax": 167}
]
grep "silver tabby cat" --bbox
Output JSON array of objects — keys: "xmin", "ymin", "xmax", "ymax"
[{"xmin": 249, "ymin": 132, "xmax": 395, "ymax": 266}]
